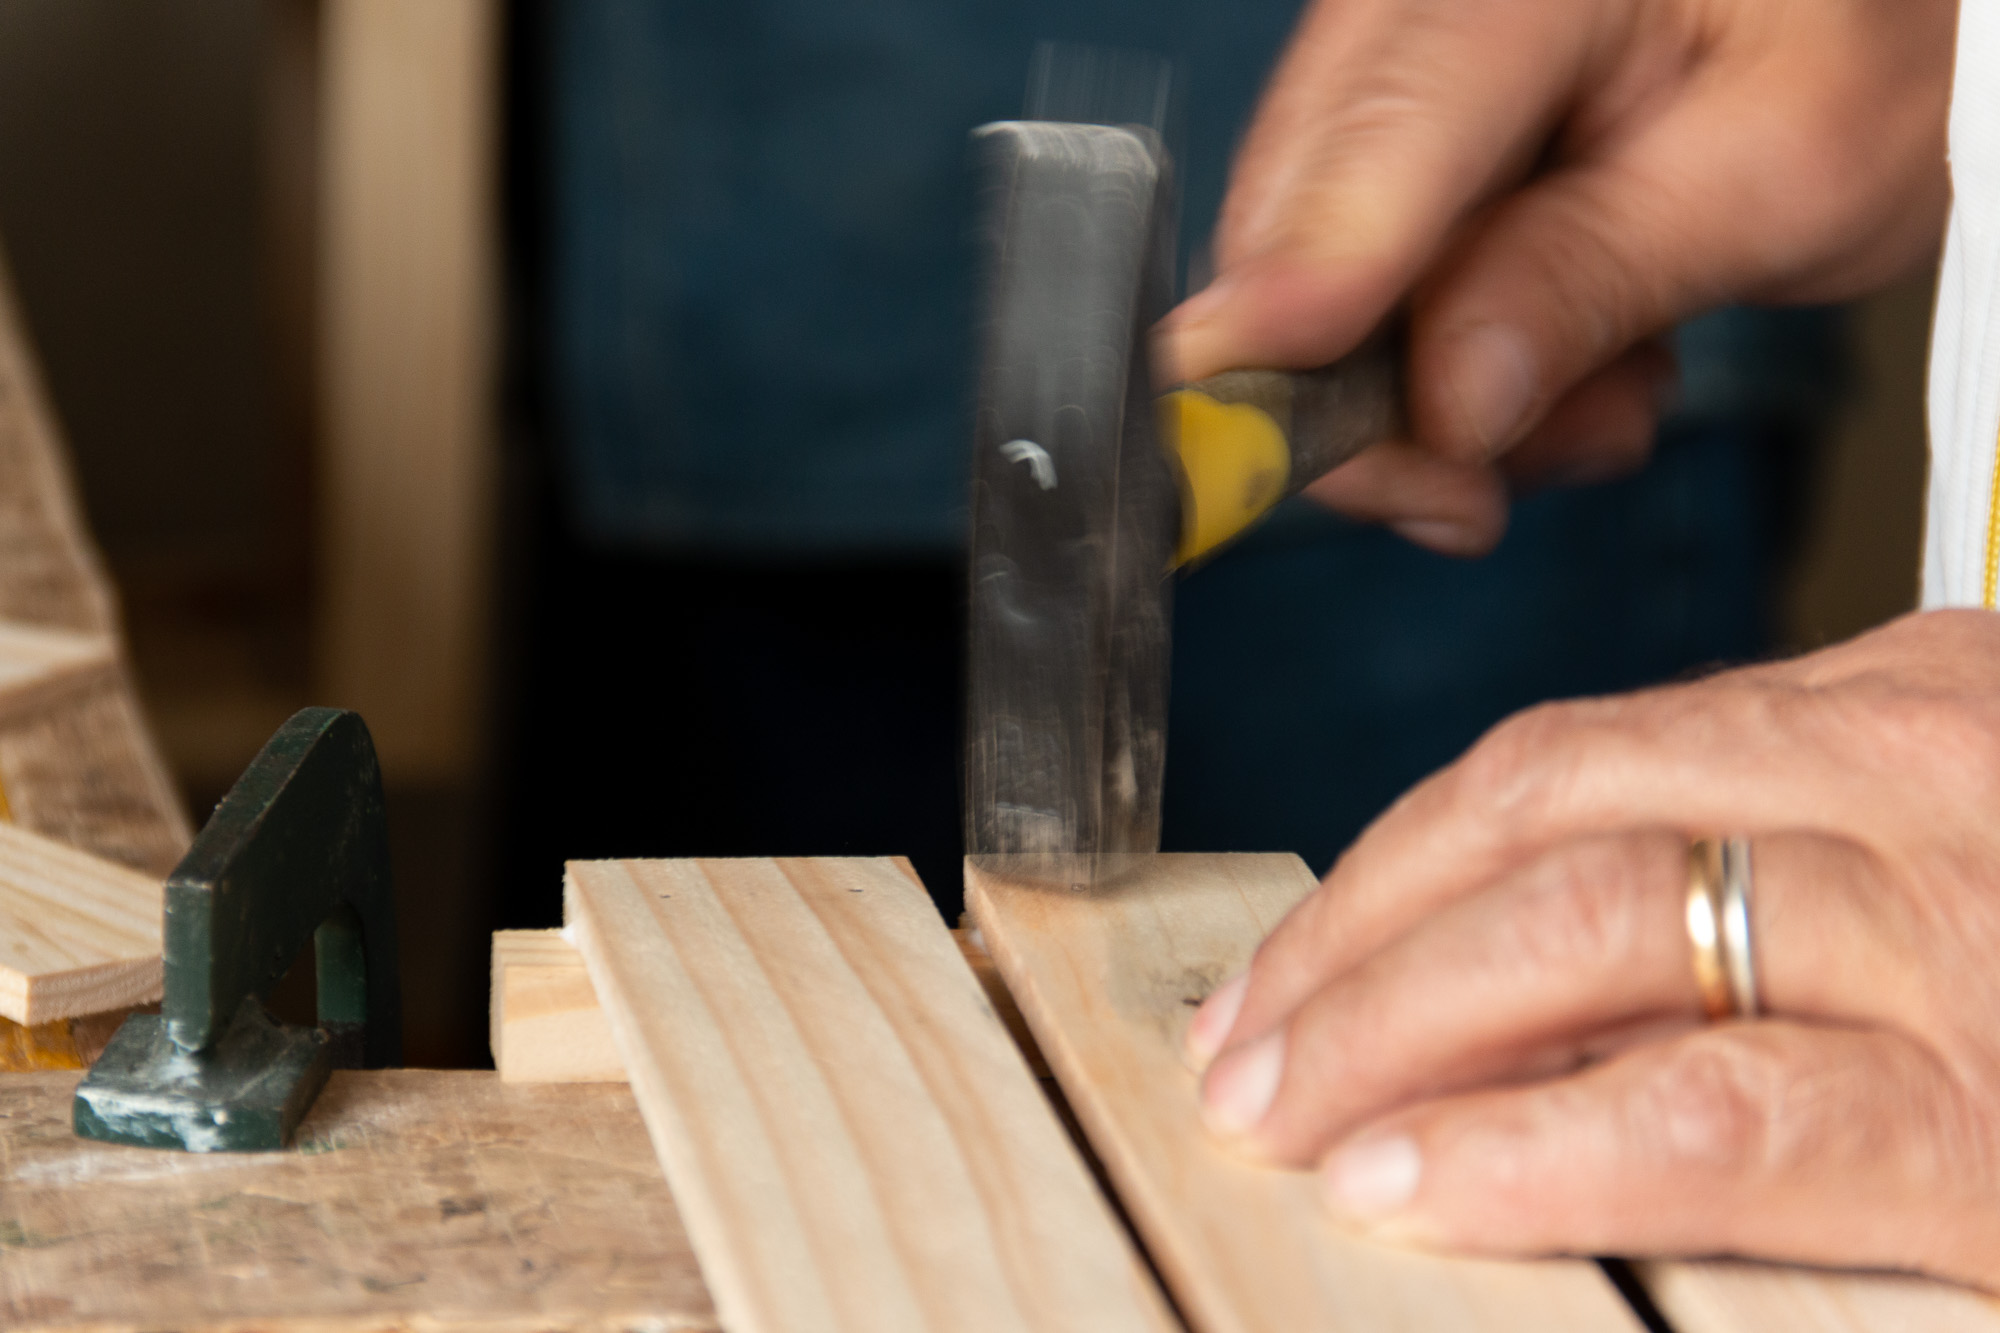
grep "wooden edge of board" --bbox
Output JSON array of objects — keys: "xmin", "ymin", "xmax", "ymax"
[{"xmin": 0, "ymin": 817, "xmax": 167, "ymax": 1026}]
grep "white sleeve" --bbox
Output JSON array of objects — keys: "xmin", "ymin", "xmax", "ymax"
[{"xmin": 1925, "ymin": 0, "xmax": 2000, "ymax": 608}]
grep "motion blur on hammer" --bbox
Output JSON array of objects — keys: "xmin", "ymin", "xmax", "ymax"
[{"xmin": 494, "ymin": 0, "xmax": 1831, "ymax": 927}]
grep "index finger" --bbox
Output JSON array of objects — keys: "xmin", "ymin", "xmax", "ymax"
[{"xmin": 1215, "ymin": 657, "xmax": 1927, "ymax": 1058}]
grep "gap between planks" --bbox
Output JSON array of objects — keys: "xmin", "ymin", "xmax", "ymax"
[{"xmin": 564, "ymin": 855, "xmax": 1177, "ymax": 1333}]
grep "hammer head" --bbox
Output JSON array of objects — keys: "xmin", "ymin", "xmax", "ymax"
[{"xmin": 964, "ymin": 121, "xmax": 1178, "ymax": 888}]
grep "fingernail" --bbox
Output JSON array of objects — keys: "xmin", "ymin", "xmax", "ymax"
[
  {"xmin": 1184, "ymin": 972, "xmax": 1247, "ymax": 1069},
  {"xmin": 1389, "ymin": 518, "xmax": 1489, "ymax": 556},
  {"xmin": 1200, "ymin": 1030, "xmax": 1285, "ymax": 1138},
  {"xmin": 1323, "ymin": 1133, "xmax": 1422, "ymax": 1223},
  {"xmin": 1445, "ymin": 323, "xmax": 1538, "ymax": 455}
]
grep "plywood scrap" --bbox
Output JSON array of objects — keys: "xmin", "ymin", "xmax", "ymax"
[
  {"xmin": 490, "ymin": 927, "xmax": 622, "ymax": 1083},
  {"xmin": 0, "ymin": 816, "xmax": 162, "ymax": 1025},
  {"xmin": 967, "ymin": 852, "xmax": 1643, "ymax": 1333},
  {"xmin": 1640, "ymin": 1259, "xmax": 2000, "ymax": 1333},
  {"xmin": 0, "ymin": 1069, "xmax": 718, "ymax": 1332},
  {"xmin": 565, "ymin": 855, "xmax": 1178, "ymax": 1333},
  {"xmin": 0, "ymin": 621, "xmax": 116, "ymax": 728}
]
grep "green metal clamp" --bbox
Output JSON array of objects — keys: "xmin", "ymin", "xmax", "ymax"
[{"xmin": 73, "ymin": 707, "xmax": 402, "ymax": 1151}]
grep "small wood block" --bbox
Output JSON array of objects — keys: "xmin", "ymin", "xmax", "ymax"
[
  {"xmin": 966, "ymin": 852, "xmax": 1645, "ymax": 1333},
  {"xmin": 0, "ymin": 817, "xmax": 163, "ymax": 1025},
  {"xmin": 565, "ymin": 856, "xmax": 1178, "ymax": 1333},
  {"xmin": 0, "ymin": 621, "xmax": 116, "ymax": 730},
  {"xmin": 490, "ymin": 928, "xmax": 623, "ymax": 1083},
  {"xmin": 0, "ymin": 1069, "xmax": 717, "ymax": 1332}
]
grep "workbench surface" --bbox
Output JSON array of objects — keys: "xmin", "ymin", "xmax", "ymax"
[{"xmin": 1, "ymin": 1069, "xmax": 718, "ymax": 1332}]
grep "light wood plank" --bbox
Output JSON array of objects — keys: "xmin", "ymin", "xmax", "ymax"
[
  {"xmin": 0, "ymin": 242, "xmax": 191, "ymax": 872},
  {"xmin": 565, "ymin": 856, "xmax": 1179, "ymax": 1333},
  {"xmin": 317, "ymin": 0, "xmax": 498, "ymax": 783},
  {"xmin": 0, "ymin": 237, "xmax": 192, "ymax": 1061},
  {"xmin": 490, "ymin": 927, "xmax": 622, "ymax": 1084},
  {"xmin": 0, "ymin": 622, "xmax": 116, "ymax": 729},
  {"xmin": 966, "ymin": 852, "xmax": 1644, "ymax": 1333},
  {"xmin": 1642, "ymin": 1260, "xmax": 2000, "ymax": 1332},
  {"xmin": 0, "ymin": 817, "xmax": 162, "ymax": 1025},
  {"xmin": 0, "ymin": 1069, "xmax": 718, "ymax": 1332}
]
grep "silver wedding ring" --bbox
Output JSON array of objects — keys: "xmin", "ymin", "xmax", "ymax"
[{"xmin": 1686, "ymin": 836, "xmax": 1759, "ymax": 1021}]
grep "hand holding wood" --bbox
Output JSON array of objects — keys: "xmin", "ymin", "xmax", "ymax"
[{"xmin": 1189, "ymin": 610, "xmax": 2000, "ymax": 1289}]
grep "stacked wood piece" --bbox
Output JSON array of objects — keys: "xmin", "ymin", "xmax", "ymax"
[{"xmin": 0, "ymin": 246, "xmax": 192, "ymax": 1069}]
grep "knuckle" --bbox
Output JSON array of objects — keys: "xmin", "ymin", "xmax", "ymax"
[
  {"xmin": 1510, "ymin": 842, "xmax": 1648, "ymax": 976},
  {"xmin": 1453, "ymin": 700, "xmax": 1598, "ymax": 823},
  {"xmin": 1634, "ymin": 1032, "xmax": 1789, "ymax": 1173},
  {"xmin": 1818, "ymin": 684, "xmax": 2000, "ymax": 806}
]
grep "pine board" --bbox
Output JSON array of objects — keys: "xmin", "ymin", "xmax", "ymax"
[
  {"xmin": 0, "ymin": 1069, "xmax": 717, "ymax": 1332},
  {"xmin": 0, "ymin": 246, "xmax": 190, "ymax": 879},
  {"xmin": 564, "ymin": 856, "xmax": 1178, "ymax": 1333},
  {"xmin": 967, "ymin": 852, "xmax": 1646, "ymax": 1333},
  {"xmin": 0, "ymin": 815, "xmax": 163, "ymax": 1024},
  {"xmin": 0, "ymin": 239, "xmax": 191, "ymax": 1062}
]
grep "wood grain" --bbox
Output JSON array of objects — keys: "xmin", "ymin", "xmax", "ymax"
[
  {"xmin": 490, "ymin": 928, "xmax": 621, "ymax": 1083},
  {"xmin": 0, "ymin": 818, "xmax": 162, "ymax": 1024},
  {"xmin": 565, "ymin": 856, "xmax": 1178, "ymax": 1333},
  {"xmin": 967, "ymin": 852, "xmax": 1645, "ymax": 1333},
  {"xmin": 0, "ymin": 1069, "xmax": 718, "ymax": 1332}
]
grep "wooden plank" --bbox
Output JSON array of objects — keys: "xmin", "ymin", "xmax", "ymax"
[
  {"xmin": 0, "ymin": 243, "xmax": 191, "ymax": 873},
  {"xmin": 490, "ymin": 928, "xmax": 621, "ymax": 1084},
  {"xmin": 966, "ymin": 852, "xmax": 1645, "ymax": 1333},
  {"xmin": 0, "ymin": 240, "xmax": 191, "ymax": 1063},
  {"xmin": 0, "ymin": 623, "xmax": 116, "ymax": 730},
  {"xmin": 317, "ymin": 0, "xmax": 498, "ymax": 783},
  {"xmin": 1641, "ymin": 1260, "xmax": 2000, "ymax": 1332},
  {"xmin": 491, "ymin": 925, "xmax": 1049, "ymax": 1084},
  {"xmin": 0, "ymin": 819, "xmax": 162, "ymax": 1025},
  {"xmin": 0, "ymin": 1069, "xmax": 718, "ymax": 1332},
  {"xmin": 565, "ymin": 856, "xmax": 1179, "ymax": 1333},
  {"xmin": 0, "ymin": 247, "xmax": 119, "ymax": 640}
]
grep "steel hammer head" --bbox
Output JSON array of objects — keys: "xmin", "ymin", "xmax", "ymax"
[{"xmin": 964, "ymin": 120, "xmax": 1178, "ymax": 888}]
